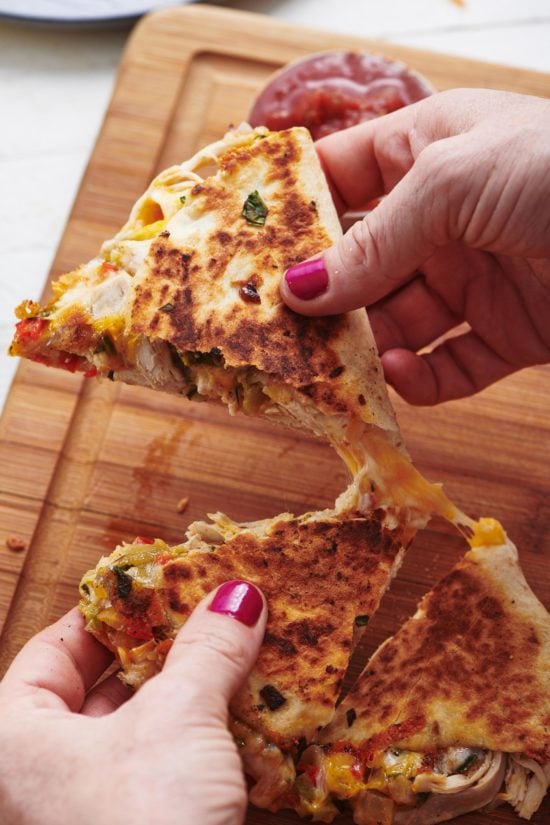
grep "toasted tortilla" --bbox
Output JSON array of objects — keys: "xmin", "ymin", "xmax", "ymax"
[
  {"xmin": 80, "ymin": 489, "xmax": 418, "ymax": 750},
  {"xmin": 279, "ymin": 528, "xmax": 550, "ymax": 823},
  {"xmin": 10, "ymin": 124, "xmax": 470, "ymax": 527},
  {"xmin": 79, "ymin": 479, "xmax": 420, "ymax": 806},
  {"xmin": 322, "ymin": 536, "xmax": 550, "ymax": 762},
  {"xmin": 10, "ymin": 126, "xmax": 397, "ymax": 454}
]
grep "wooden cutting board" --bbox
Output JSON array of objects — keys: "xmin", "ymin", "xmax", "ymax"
[{"xmin": 1, "ymin": 6, "xmax": 549, "ymax": 823}]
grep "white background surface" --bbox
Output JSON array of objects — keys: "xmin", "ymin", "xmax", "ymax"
[{"xmin": 1, "ymin": 0, "xmax": 550, "ymax": 411}]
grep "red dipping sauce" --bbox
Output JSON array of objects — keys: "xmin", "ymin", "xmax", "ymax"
[{"xmin": 249, "ymin": 51, "xmax": 434, "ymax": 140}]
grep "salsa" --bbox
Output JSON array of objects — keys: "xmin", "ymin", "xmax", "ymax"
[{"xmin": 249, "ymin": 51, "xmax": 434, "ymax": 140}]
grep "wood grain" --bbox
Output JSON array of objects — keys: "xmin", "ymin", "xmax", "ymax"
[{"xmin": 0, "ymin": 6, "xmax": 549, "ymax": 824}]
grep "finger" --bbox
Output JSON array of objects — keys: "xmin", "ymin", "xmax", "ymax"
[
  {"xmin": 315, "ymin": 88, "xmax": 499, "ymax": 215},
  {"xmin": 137, "ymin": 580, "xmax": 267, "ymax": 725},
  {"xmin": 0, "ymin": 608, "xmax": 113, "ymax": 712},
  {"xmin": 282, "ymin": 139, "xmax": 449, "ymax": 314},
  {"xmin": 315, "ymin": 102, "xmax": 421, "ymax": 210},
  {"xmin": 282, "ymin": 132, "xmax": 477, "ymax": 315},
  {"xmin": 368, "ymin": 274, "xmax": 461, "ymax": 354},
  {"xmin": 382, "ymin": 330, "xmax": 513, "ymax": 405},
  {"xmin": 81, "ymin": 671, "xmax": 133, "ymax": 717}
]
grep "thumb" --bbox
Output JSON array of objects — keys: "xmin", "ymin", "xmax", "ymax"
[
  {"xmin": 151, "ymin": 580, "xmax": 267, "ymax": 716},
  {"xmin": 281, "ymin": 140, "xmax": 459, "ymax": 316}
]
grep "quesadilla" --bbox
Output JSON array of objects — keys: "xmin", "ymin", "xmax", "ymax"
[
  {"xmin": 280, "ymin": 523, "xmax": 550, "ymax": 823},
  {"xmin": 79, "ymin": 477, "xmax": 420, "ymax": 808},
  {"xmin": 10, "ymin": 125, "xmax": 395, "ymax": 451},
  {"xmin": 9, "ymin": 124, "xmax": 467, "ymax": 528}
]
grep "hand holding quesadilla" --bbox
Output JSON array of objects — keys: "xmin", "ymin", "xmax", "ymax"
[
  {"xmin": 9, "ymin": 107, "xmax": 549, "ymax": 825},
  {"xmin": 0, "ymin": 585, "xmax": 267, "ymax": 825},
  {"xmin": 282, "ymin": 89, "xmax": 550, "ymax": 405},
  {"xmin": 77, "ymin": 484, "xmax": 422, "ymax": 808}
]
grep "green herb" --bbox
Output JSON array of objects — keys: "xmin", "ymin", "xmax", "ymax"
[
  {"xmin": 417, "ymin": 792, "xmax": 431, "ymax": 805},
  {"xmin": 159, "ymin": 302, "xmax": 175, "ymax": 313},
  {"xmin": 242, "ymin": 190, "xmax": 268, "ymax": 226},
  {"xmin": 354, "ymin": 614, "xmax": 369, "ymax": 627},
  {"xmin": 179, "ymin": 195, "xmax": 186, "ymax": 204},
  {"xmin": 456, "ymin": 753, "xmax": 479, "ymax": 774},
  {"xmin": 112, "ymin": 565, "xmax": 133, "ymax": 599},
  {"xmin": 99, "ymin": 334, "xmax": 117, "ymax": 356}
]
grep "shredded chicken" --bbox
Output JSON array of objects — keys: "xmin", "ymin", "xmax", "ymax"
[
  {"xmin": 394, "ymin": 752, "xmax": 506, "ymax": 825},
  {"xmin": 505, "ymin": 755, "xmax": 550, "ymax": 819},
  {"xmin": 412, "ymin": 749, "xmax": 493, "ymax": 794}
]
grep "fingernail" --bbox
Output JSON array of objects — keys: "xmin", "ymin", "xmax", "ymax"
[
  {"xmin": 284, "ymin": 257, "xmax": 328, "ymax": 300},
  {"xmin": 208, "ymin": 580, "xmax": 263, "ymax": 627}
]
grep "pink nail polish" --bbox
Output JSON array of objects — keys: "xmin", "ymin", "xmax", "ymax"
[
  {"xmin": 285, "ymin": 257, "xmax": 328, "ymax": 300},
  {"xmin": 208, "ymin": 580, "xmax": 263, "ymax": 627}
]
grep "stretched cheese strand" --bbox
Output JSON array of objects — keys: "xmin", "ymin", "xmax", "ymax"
[{"xmin": 335, "ymin": 422, "xmax": 478, "ymax": 536}]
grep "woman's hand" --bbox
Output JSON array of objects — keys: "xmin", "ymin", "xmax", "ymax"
[
  {"xmin": 282, "ymin": 89, "xmax": 550, "ymax": 404},
  {"xmin": 0, "ymin": 580, "xmax": 266, "ymax": 825}
]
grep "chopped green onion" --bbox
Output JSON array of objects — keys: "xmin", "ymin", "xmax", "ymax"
[
  {"xmin": 456, "ymin": 753, "xmax": 479, "ymax": 774},
  {"xmin": 242, "ymin": 190, "xmax": 268, "ymax": 226},
  {"xmin": 100, "ymin": 334, "xmax": 117, "ymax": 356}
]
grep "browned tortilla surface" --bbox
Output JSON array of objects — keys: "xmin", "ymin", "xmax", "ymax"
[
  {"xmin": 81, "ymin": 506, "xmax": 414, "ymax": 749},
  {"xmin": 321, "ymin": 541, "xmax": 550, "ymax": 762},
  {"xmin": 129, "ymin": 128, "xmax": 398, "ymax": 434}
]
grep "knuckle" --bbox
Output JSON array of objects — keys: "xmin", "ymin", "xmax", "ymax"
[
  {"xmin": 416, "ymin": 139, "xmax": 460, "ymax": 183},
  {"xmin": 346, "ymin": 216, "xmax": 383, "ymax": 276},
  {"xmin": 414, "ymin": 140, "xmax": 469, "ymax": 243}
]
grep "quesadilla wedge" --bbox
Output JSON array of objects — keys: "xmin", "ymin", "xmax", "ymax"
[
  {"xmin": 79, "ymin": 477, "xmax": 420, "ymax": 808},
  {"xmin": 279, "ymin": 522, "xmax": 550, "ymax": 823},
  {"xmin": 9, "ymin": 124, "xmax": 467, "ymax": 528},
  {"xmin": 10, "ymin": 126, "xmax": 394, "ymax": 452}
]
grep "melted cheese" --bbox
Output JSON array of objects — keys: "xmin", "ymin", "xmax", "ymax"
[
  {"xmin": 129, "ymin": 218, "xmax": 167, "ymax": 240},
  {"xmin": 324, "ymin": 752, "xmax": 365, "ymax": 798},
  {"xmin": 293, "ymin": 745, "xmax": 509, "ymax": 820},
  {"xmin": 469, "ymin": 517, "xmax": 506, "ymax": 549},
  {"xmin": 344, "ymin": 425, "xmax": 476, "ymax": 529}
]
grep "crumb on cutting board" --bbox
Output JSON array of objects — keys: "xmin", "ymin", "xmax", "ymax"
[
  {"xmin": 6, "ymin": 535, "xmax": 28, "ymax": 553},
  {"xmin": 177, "ymin": 495, "xmax": 190, "ymax": 514}
]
